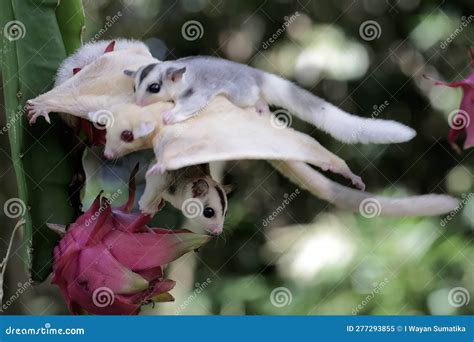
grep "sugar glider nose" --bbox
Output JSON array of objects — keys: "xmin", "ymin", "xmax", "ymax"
[
  {"xmin": 103, "ymin": 150, "xmax": 115, "ymax": 160},
  {"xmin": 208, "ymin": 226, "xmax": 223, "ymax": 236}
]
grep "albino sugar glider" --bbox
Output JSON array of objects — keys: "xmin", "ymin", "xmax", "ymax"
[
  {"xmin": 28, "ymin": 39, "xmax": 231, "ymax": 235},
  {"xmin": 125, "ymin": 56, "xmax": 416, "ymax": 144}
]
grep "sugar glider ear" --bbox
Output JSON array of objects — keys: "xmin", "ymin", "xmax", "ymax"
[
  {"xmin": 222, "ymin": 184, "xmax": 234, "ymax": 194},
  {"xmin": 166, "ymin": 67, "xmax": 186, "ymax": 82},
  {"xmin": 192, "ymin": 179, "xmax": 209, "ymax": 198},
  {"xmin": 123, "ymin": 69, "xmax": 137, "ymax": 77},
  {"xmin": 132, "ymin": 121, "xmax": 156, "ymax": 139}
]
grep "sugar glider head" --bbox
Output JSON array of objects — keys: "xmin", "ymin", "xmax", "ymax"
[
  {"xmin": 124, "ymin": 61, "xmax": 188, "ymax": 106},
  {"xmin": 180, "ymin": 177, "xmax": 233, "ymax": 236},
  {"xmin": 96, "ymin": 104, "xmax": 157, "ymax": 159}
]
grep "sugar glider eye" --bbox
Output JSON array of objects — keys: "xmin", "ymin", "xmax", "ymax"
[
  {"xmin": 203, "ymin": 207, "xmax": 215, "ymax": 218},
  {"xmin": 147, "ymin": 83, "xmax": 161, "ymax": 93},
  {"xmin": 120, "ymin": 130, "xmax": 134, "ymax": 142}
]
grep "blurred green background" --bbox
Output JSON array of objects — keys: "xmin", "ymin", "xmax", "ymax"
[{"xmin": 0, "ymin": 0, "xmax": 473, "ymax": 315}]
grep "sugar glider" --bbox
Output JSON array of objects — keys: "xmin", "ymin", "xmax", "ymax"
[
  {"xmin": 125, "ymin": 56, "xmax": 416, "ymax": 144},
  {"xmin": 28, "ymin": 39, "xmax": 231, "ymax": 235},
  {"xmin": 139, "ymin": 163, "xmax": 232, "ymax": 236}
]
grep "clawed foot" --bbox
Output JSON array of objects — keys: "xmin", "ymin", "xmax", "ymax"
[
  {"xmin": 146, "ymin": 163, "xmax": 166, "ymax": 177},
  {"xmin": 138, "ymin": 197, "xmax": 166, "ymax": 216},
  {"xmin": 26, "ymin": 100, "xmax": 51, "ymax": 124}
]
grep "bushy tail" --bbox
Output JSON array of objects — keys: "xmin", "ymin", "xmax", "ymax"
[
  {"xmin": 271, "ymin": 161, "xmax": 459, "ymax": 216},
  {"xmin": 261, "ymin": 73, "xmax": 416, "ymax": 144}
]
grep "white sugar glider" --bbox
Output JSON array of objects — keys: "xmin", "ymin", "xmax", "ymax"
[
  {"xmin": 27, "ymin": 41, "xmax": 157, "ymax": 124},
  {"xmin": 124, "ymin": 56, "xmax": 416, "ymax": 144},
  {"xmin": 28, "ymin": 40, "xmax": 231, "ymax": 235},
  {"xmin": 99, "ymin": 99, "xmax": 365, "ymax": 191},
  {"xmin": 102, "ymin": 98, "xmax": 458, "ymax": 217}
]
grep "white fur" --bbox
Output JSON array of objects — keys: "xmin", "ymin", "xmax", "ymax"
[
  {"xmin": 272, "ymin": 161, "xmax": 459, "ymax": 216},
  {"xmin": 261, "ymin": 74, "xmax": 416, "ymax": 144}
]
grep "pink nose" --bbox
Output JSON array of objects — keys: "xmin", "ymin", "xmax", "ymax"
[
  {"xmin": 209, "ymin": 227, "xmax": 222, "ymax": 235},
  {"xmin": 104, "ymin": 150, "xmax": 115, "ymax": 159}
]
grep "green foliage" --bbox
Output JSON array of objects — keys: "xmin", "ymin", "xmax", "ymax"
[{"xmin": 1, "ymin": 0, "xmax": 84, "ymax": 281}]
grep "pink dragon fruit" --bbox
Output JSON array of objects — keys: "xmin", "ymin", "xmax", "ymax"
[
  {"xmin": 50, "ymin": 186, "xmax": 210, "ymax": 315},
  {"xmin": 427, "ymin": 48, "xmax": 474, "ymax": 152}
]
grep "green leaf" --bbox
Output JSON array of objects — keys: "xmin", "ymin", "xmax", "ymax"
[{"xmin": 0, "ymin": 0, "xmax": 85, "ymax": 282}]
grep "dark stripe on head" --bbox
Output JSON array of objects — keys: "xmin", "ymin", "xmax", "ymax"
[
  {"xmin": 182, "ymin": 87, "xmax": 194, "ymax": 98},
  {"xmin": 139, "ymin": 63, "xmax": 159, "ymax": 85},
  {"xmin": 215, "ymin": 185, "xmax": 226, "ymax": 216}
]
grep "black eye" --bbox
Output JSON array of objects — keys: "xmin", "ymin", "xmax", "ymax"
[
  {"xmin": 120, "ymin": 130, "xmax": 134, "ymax": 142},
  {"xmin": 133, "ymin": 85, "xmax": 136, "ymax": 93},
  {"xmin": 147, "ymin": 83, "xmax": 161, "ymax": 93},
  {"xmin": 203, "ymin": 207, "xmax": 215, "ymax": 218}
]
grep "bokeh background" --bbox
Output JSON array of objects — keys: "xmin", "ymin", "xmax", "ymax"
[{"xmin": 1, "ymin": 0, "xmax": 473, "ymax": 315}]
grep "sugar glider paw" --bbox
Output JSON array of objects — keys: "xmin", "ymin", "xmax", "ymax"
[
  {"xmin": 26, "ymin": 100, "xmax": 51, "ymax": 124},
  {"xmin": 139, "ymin": 197, "xmax": 166, "ymax": 216},
  {"xmin": 162, "ymin": 111, "xmax": 176, "ymax": 125},
  {"xmin": 255, "ymin": 100, "xmax": 270, "ymax": 115},
  {"xmin": 146, "ymin": 163, "xmax": 166, "ymax": 177}
]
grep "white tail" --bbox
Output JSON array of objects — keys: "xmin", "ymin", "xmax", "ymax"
[
  {"xmin": 261, "ymin": 73, "xmax": 416, "ymax": 144},
  {"xmin": 271, "ymin": 161, "xmax": 459, "ymax": 216}
]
